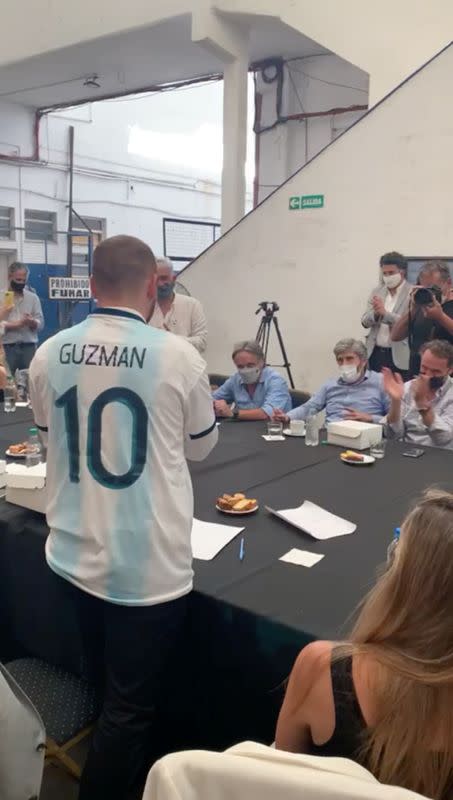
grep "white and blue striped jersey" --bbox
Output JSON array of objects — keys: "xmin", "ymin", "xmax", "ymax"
[{"xmin": 29, "ymin": 307, "xmax": 218, "ymax": 606}]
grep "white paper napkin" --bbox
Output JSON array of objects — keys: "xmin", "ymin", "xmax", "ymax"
[{"xmin": 280, "ymin": 548, "xmax": 325, "ymax": 568}]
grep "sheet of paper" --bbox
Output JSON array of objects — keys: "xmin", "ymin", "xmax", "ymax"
[
  {"xmin": 280, "ymin": 548, "xmax": 325, "ymax": 568},
  {"xmin": 262, "ymin": 435, "xmax": 285, "ymax": 442},
  {"xmin": 267, "ymin": 500, "xmax": 356, "ymax": 540},
  {"xmin": 191, "ymin": 518, "xmax": 244, "ymax": 561}
]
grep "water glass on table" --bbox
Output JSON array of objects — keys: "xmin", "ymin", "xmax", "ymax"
[
  {"xmin": 305, "ymin": 414, "xmax": 319, "ymax": 446},
  {"xmin": 4, "ymin": 376, "xmax": 16, "ymax": 413},
  {"xmin": 370, "ymin": 439, "xmax": 386, "ymax": 459},
  {"xmin": 267, "ymin": 420, "xmax": 283, "ymax": 439}
]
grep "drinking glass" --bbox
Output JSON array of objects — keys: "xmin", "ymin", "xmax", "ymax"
[{"xmin": 267, "ymin": 421, "xmax": 283, "ymax": 439}]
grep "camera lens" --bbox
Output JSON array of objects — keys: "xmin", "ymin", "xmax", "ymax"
[{"xmin": 414, "ymin": 288, "xmax": 433, "ymax": 306}]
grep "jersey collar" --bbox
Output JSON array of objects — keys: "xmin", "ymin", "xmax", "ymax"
[{"xmin": 90, "ymin": 306, "xmax": 146, "ymax": 324}]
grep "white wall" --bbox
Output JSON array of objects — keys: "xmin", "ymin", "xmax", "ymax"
[
  {"xmin": 217, "ymin": 0, "xmax": 453, "ymax": 104},
  {"xmin": 0, "ymin": 1, "xmax": 187, "ymax": 67},
  {"xmin": 180, "ymin": 45, "xmax": 453, "ymax": 392},
  {"xmin": 256, "ymin": 55, "xmax": 368, "ymax": 203}
]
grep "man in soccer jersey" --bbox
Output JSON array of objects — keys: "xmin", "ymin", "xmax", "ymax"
[{"xmin": 29, "ymin": 235, "xmax": 218, "ymax": 800}]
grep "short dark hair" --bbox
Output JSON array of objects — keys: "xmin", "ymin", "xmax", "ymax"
[
  {"xmin": 93, "ymin": 235, "xmax": 156, "ymax": 293},
  {"xmin": 379, "ymin": 251, "xmax": 407, "ymax": 274},
  {"xmin": 420, "ymin": 339, "xmax": 453, "ymax": 367}
]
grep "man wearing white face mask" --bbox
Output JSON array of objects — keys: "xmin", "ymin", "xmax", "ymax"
[
  {"xmin": 212, "ymin": 340, "xmax": 292, "ymax": 420},
  {"xmin": 273, "ymin": 339, "xmax": 389, "ymax": 425},
  {"xmin": 362, "ymin": 251, "xmax": 411, "ymax": 378}
]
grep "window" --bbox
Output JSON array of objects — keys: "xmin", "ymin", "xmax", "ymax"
[
  {"xmin": 25, "ymin": 209, "xmax": 56, "ymax": 241},
  {"xmin": 70, "ymin": 215, "xmax": 105, "ymax": 277},
  {"xmin": 70, "ymin": 214, "xmax": 105, "ymax": 248},
  {"xmin": 0, "ymin": 206, "xmax": 13, "ymax": 239}
]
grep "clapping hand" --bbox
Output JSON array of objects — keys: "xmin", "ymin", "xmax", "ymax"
[
  {"xmin": 214, "ymin": 399, "xmax": 233, "ymax": 418},
  {"xmin": 382, "ymin": 368, "xmax": 405, "ymax": 402},
  {"xmin": 411, "ymin": 375, "xmax": 431, "ymax": 407},
  {"xmin": 372, "ymin": 295, "xmax": 385, "ymax": 317}
]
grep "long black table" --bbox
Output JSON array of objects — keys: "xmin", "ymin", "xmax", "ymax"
[{"xmin": 1, "ymin": 417, "xmax": 452, "ymax": 749}]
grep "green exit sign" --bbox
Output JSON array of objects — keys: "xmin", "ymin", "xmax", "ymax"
[{"xmin": 289, "ymin": 194, "xmax": 324, "ymax": 210}]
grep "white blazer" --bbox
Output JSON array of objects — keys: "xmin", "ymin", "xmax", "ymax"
[
  {"xmin": 361, "ymin": 281, "xmax": 411, "ymax": 370},
  {"xmin": 143, "ymin": 741, "xmax": 428, "ymax": 800},
  {"xmin": 0, "ymin": 663, "xmax": 46, "ymax": 800},
  {"xmin": 149, "ymin": 294, "xmax": 207, "ymax": 354}
]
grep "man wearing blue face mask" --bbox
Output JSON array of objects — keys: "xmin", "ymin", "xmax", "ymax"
[
  {"xmin": 273, "ymin": 338, "xmax": 389, "ymax": 425},
  {"xmin": 148, "ymin": 257, "xmax": 207, "ymax": 353},
  {"xmin": 212, "ymin": 340, "xmax": 292, "ymax": 420}
]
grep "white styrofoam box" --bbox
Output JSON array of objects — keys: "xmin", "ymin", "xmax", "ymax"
[
  {"xmin": 0, "ymin": 460, "xmax": 6, "ymax": 475},
  {"xmin": 6, "ymin": 484, "xmax": 47, "ymax": 514},
  {"xmin": 0, "ymin": 474, "xmax": 6, "ymax": 489},
  {"xmin": 327, "ymin": 420, "xmax": 383, "ymax": 451},
  {"xmin": 5, "ymin": 462, "xmax": 46, "ymax": 489}
]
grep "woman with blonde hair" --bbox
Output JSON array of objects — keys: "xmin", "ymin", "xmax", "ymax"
[{"xmin": 276, "ymin": 489, "xmax": 453, "ymax": 799}]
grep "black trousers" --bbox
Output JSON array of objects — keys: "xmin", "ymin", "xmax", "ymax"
[
  {"xmin": 58, "ymin": 575, "xmax": 189, "ymax": 800},
  {"xmin": 369, "ymin": 346, "xmax": 409, "ymax": 380},
  {"xmin": 3, "ymin": 342, "xmax": 36, "ymax": 375}
]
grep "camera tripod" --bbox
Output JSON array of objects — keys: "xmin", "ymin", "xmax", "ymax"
[{"xmin": 255, "ymin": 301, "xmax": 295, "ymax": 388}]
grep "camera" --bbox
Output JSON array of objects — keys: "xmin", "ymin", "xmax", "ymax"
[
  {"xmin": 413, "ymin": 285, "xmax": 442, "ymax": 306},
  {"xmin": 255, "ymin": 301, "xmax": 279, "ymax": 315}
]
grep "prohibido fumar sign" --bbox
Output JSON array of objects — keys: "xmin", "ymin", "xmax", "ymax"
[{"xmin": 48, "ymin": 277, "xmax": 91, "ymax": 301}]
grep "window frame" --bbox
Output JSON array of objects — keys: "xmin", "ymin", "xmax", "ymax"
[{"xmin": 24, "ymin": 209, "xmax": 57, "ymax": 243}]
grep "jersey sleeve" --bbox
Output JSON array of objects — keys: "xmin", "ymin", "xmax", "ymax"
[
  {"xmin": 184, "ymin": 369, "xmax": 218, "ymax": 462},
  {"xmin": 29, "ymin": 345, "xmax": 50, "ymax": 445}
]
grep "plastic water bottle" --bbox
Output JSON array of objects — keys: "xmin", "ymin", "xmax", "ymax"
[
  {"xmin": 305, "ymin": 413, "xmax": 319, "ymax": 446},
  {"xmin": 25, "ymin": 427, "xmax": 43, "ymax": 467},
  {"xmin": 4, "ymin": 376, "xmax": 16, "ymax": 413}
]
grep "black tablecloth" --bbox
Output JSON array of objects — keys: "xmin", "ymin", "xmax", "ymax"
[{"xmin": 1, "ymin": 417, "xmax": 453, "ymax": 747}]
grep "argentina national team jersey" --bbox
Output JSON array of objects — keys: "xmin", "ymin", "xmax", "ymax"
[{"xmin": 29, "ymin": 307, "xmax": 217, "ymax": 605}]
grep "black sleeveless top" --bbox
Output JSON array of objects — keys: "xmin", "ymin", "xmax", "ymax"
[{"xmin": 309, "ymin": 654, "xmax": 367, "ymax": 761}]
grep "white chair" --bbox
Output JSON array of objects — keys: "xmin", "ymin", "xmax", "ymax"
[
  {"xmin": 143, "ymin": 741, "xmax": 428, "ymax": 800},
  {"xmin": 0, "ymin": 662, "xmax": 46, "ymax": 800}
]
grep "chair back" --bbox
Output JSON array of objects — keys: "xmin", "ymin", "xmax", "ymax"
[
  {"xmin": 143, "ymin": 741, "xmax": 428, "ymax": 800},
  {"xmin": 290, "ymin": 389, "xmax": 310, "ymax": 409},
  {"xmin": 209, "ymin": 373, "xmax": 229, "ymax": 389}
]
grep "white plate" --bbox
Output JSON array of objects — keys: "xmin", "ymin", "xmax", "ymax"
[
  {"xmin": 283, "ymin": 428, "xmax": 305, "ymax": 437},
  {"xmin": 216, "ymin": 503, "xmax": 259, "ymax": 515},
  {"xmin": 6, "ymin": 448, "xmax": 29, "ymax": 458},
  {"xmin": 341, "ymin": 454, "xmax": 375, "ymax": 466}
]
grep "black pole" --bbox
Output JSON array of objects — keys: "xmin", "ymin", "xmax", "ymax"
[{"xmin": 67, "ymin": 125, "xmax": 74, "ymax": 276}]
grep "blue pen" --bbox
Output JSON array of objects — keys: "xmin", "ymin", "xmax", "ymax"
[{"xmin": 239, "ymin": 537, "xmax": 245, "ymax": 561}]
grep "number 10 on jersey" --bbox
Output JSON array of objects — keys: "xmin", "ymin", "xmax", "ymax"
[{"xmin": 56, "ymin": 385, "xmax": 148, "ymax": 489}]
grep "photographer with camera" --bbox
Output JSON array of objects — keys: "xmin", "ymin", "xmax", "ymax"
[{"xmin": 391, "ymin": 261, "xmax": 453, "ymax": 376}]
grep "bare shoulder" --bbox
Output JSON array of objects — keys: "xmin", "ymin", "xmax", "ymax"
[{"xmin": 291, "ymin": 640, "xmax": 334, "ymax": 680}]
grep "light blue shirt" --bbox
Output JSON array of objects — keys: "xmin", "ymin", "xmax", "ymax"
[
  {"xmin": 212, "ymin": 366, "xmax": 292, "ymax": 417},
  {"xmin": 289, "ymin": 370, "xmax": 389, "ymax": 424}
]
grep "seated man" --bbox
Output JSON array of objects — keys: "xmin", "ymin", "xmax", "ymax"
[
  {"xmin": 213, "ymin": 340, "xmax": 291, "ymax": 421},
  {"xmin": 274, "ymin": 338, "xmax": 389, "ymax": 425},
  {"xmin": 383, "ymin": 339, "xmax": 453, "ymax": 449}
]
